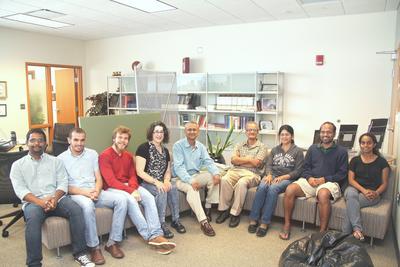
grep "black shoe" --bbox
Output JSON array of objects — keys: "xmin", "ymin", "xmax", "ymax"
[
  {"xmin": 205, "ymin": 208, "xmax": 212, "ymax": 222},
  {"xmin": 216, "ymin": 210, "xmax": 230, "ymax": 224},
  {"xmin": 161, "ymin": 223, "xmax": 174, "ymax": 239},
  {"xmin": 171, "ymin": 220, "xmax": 186, "ymax": 234},
  {"xmin": 248, "ymin": 223, "xmax": 259, "ymax": 233},
  {"xmin": 256, "ymin": 227, "xmax": 268, "ymax": 237},
  {"xmin": 229, "ymin": 215, "xmax": 240, "ymax": 228}
]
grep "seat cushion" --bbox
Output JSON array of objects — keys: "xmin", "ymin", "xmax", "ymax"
[
  {"xmin": 244, "ymin": 187, "xmax": 317, "ymax": 224},
  {"xmin": 316, "ymin": 198, "xmax": 392, "ymax": 239}
]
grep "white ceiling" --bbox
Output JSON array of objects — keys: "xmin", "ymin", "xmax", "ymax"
[{"xmin": 0, "ymin": 0, "xmax": 398, "ymax": 40}]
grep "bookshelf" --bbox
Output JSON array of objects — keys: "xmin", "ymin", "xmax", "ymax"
[
  {"xmin": 176, "ymin": 72, "xmax": 284, "ymax": 147},
  {"xmin": 107, "ymin": 75, "xmax": 138, "ymax": 115}
]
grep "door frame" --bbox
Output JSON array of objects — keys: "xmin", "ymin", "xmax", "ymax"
[{"xmin": 25, "ymin": 62, "xmax": 84, "ymax": 143}]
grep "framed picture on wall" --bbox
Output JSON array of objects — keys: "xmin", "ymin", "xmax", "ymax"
[
  {"xmin": 0, "ymin": 104, "xmax": 6, "ymax": 117},
  {"xmin": 0, "ymin": 81, "xmax": 7, "ymax": 99}
]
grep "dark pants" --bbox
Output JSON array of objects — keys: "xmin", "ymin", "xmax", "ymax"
[{"xmin": 24, "ymin": 196, "xmax": 86, "ymax": 267}]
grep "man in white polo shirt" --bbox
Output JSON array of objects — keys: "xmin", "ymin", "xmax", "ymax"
[{"xmin": 58, "ymin": 128, "xmax": 128, "ymax": 264}]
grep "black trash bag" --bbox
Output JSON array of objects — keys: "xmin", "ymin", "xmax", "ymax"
[{"xmin": 279, "ymin": 230, "xmax": 373, "ymax": 267}]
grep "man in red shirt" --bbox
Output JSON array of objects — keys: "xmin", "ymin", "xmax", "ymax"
[{"xmin": 99, "ymin": 126, "xmax": 176, "ymax": 255}]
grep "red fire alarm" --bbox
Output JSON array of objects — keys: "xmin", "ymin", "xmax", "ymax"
[{"xmin": 316, "ymin": 55, "xmax": 324, "ymax": 66}]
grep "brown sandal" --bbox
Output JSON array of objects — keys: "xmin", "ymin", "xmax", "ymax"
[{"xmin": 279, "ymin": 228, "xmax": 291, "ymax": 240}]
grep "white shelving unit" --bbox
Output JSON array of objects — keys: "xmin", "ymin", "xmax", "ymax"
[
  {"xmin": 176, "ymin": 72, "xmax": 284, "ymax": 147},
  {"xmin": 107, "ymin": 74, "xmax": 138, "ymax": 115}
]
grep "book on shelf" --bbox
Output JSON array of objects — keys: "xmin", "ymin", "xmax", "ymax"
[
  {"xmin": 121, "ymin": 95, "xmax": 136, "ymax": 108},
  {"xmin": 224, "ymin": 115, "xmax": 255, "ymax": 130},
  {"xmin": 177, "ymin": 93, "xmax": 201, "ymax": 109},
  {"xmin": 216, "ymin": 94, "xmax": 254, "ymax": 111},
  {"xmin": 180, "ymin": 113, "xmax": 206, "ymax": 128}
]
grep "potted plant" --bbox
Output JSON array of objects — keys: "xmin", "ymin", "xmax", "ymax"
[
  {"xmin": 207, "ymin": 125, "xmax": 234, "ymax": 164},
  {"xmin": 85, "ymin": 92, "xmax": 118, "ymax": 116}
]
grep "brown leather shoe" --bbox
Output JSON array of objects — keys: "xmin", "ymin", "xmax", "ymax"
[
  {"xmin": 90, "ymin": 248, "xmax": 105, "ymax": 265},
  {"xmin": 105, "ymin": 244, "xmax": 124, "ymax": 259},
  {"xmin": 200, "ymin": 221, "xmax": 216, "ymax": 236}
]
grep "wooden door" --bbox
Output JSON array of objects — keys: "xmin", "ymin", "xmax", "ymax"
[{"xmin": 55, "ymin": 68, "xmax": 76, "ymax": 124}]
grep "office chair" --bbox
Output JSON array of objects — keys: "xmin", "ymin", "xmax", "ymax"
[
  {"xmin": 0, "ymin": 150, "xmax": 28, "ymax": 237},
  {"xmin": 368, "ymin": 118, "xmax": 388, "ymax": 149},
  {"xmin": 337, "ymin": 124, "xmax": 358, "ymax": 150},
  {"xmin": 52, "ymin": 123, "xmax": 74, "ymax": 156},
  {"xmin": 312, "ymin": 130, "xmax": 321, "ymax": 144}
]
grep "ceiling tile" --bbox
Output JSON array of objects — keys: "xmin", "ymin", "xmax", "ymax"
[
  {"xmin": 302, "ymin": 1, "xmax": 344, "ymax": 17},
  {"xmin": 207, "ymin": 0, "xmax": 274, "ymax": 22},
  {"xmin": 252, "ymin": 0, "xmax": 307, "ymax": 20}
]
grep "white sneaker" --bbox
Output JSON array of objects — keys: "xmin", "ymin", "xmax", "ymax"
[{"xmin": 74, "ymin": 254, "xmax": 95, "ymax": 267}]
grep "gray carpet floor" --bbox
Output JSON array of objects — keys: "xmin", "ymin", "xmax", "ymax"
[{"xmin": 0, "ymin": 204, "xmax": 398, "ymax": 267}]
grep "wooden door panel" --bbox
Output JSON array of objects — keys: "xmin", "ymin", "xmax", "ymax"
[{"xmin": 55, "ymin": 68, "xmax": 76, "ymax": 124}]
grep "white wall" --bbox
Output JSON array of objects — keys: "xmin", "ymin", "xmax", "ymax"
[
  {"xmin": 85, "ymin": 11, "xmax": 396, "ymax": 151},
  {"xmin": 0, "ymin": 27, "xmax": 85, "ymax": 142}
]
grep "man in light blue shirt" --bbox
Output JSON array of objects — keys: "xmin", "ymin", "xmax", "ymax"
[
  {"xmin": 58, "ymin": 128, "xmax": 128, "ymax": 264},
  {"xmin": 173, "ymin": 121, "xmax": 220, "ymax": 236},
  {"xmin": 10, "ymin": 128, "xmax": 93, "ymax": 267}
]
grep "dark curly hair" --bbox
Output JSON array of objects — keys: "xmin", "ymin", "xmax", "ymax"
[
  {"xmin": 146, "ymin": 121, "xmax": 169, "ymax": 143},
  {"xmin": 26, "ymin": 128, "xmax": 46, "ymax": 143},
  {"xmin": 278, "ymin": 124, "xmax": 295, "ymax": 144},
  {"xmin": 359, "ymin": 132, "xmax": 380, "ymax": 156}
]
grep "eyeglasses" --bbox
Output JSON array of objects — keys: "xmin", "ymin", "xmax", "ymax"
[
  {"xmin": 246, "ymin": 129, "xmax": 258, "ymax": 132},
  {"xmin": 28, "ymin": 138, "xmax": 45, "ymax": 143},
  {"xmin": 186, "ymin": 128, "xmax": 198, "ymax": 132},
  {"xmin": 153, "ymin": 131, "xmax": 164, "ymax": 134}
]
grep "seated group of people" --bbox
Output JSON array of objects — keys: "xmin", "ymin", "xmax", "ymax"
[{"xmin": 9, "ymin": 120, "xmax": 390, "ymax": 267}]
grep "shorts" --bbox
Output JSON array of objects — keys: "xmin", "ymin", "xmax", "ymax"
[{"xmin": 293, "ymin": 178, "xmax": 341, "ymax": 202}]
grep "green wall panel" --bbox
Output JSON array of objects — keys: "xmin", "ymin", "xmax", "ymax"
[{"xmin": 79, "ymin": 113, "xmax": 161, "ymax": 154}]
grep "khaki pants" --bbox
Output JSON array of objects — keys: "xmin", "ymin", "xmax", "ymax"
[
  {"xmin": 218, "ymin": 168, "xmax": 260, "ymax": 216},
  {"xmin": 175, "ymin": 171, "xmax": 219, "ymax": 222}
]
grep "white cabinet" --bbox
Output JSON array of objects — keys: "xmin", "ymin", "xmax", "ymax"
[{"xmin": 176, "ymin": 72, "xmax": 284, "ymax": 147}]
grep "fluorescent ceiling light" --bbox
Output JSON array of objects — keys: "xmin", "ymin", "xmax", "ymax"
[
  {"xmin": 111, "ymin": 0, "xmax": 176, "ymax": 13},
  {"xmin": 299, "ymin": 0, "xmax": 339, "ymax": 4},
  {"xmin": 2, "ymin": 13, "xmax": 72, "ymax": 28},
  {"xmin": 28, "ymin": 9, "xmax": 66, "ymax": 19}
]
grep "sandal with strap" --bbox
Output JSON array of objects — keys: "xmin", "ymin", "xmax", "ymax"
[{"xmin": 279, "ymin": 228, "xmax": 291, "ymax": 240}]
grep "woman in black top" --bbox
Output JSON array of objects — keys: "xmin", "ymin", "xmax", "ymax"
[
  {"xmin": 342, "ymin": 133, "xmax": 390, "ymax": 241},
  {"xmin": 136, "ymin": 121, "xmax": 186, "ymax": 238}
]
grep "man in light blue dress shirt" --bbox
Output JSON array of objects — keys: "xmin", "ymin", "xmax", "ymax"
[
  {"xmin": 173, "ymin": 121, "xmax": 220, "ymax": 236},
  {"xmin": 10, "ymin": 128, "xmax": 94, "ymax": 267},
  {"xmin": 58, "ymin": 128, "xmax": 128, "ymax": 264}
]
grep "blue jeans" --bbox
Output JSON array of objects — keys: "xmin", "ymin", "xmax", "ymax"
[
  {"xmin": 342, "ymin": 186, "xmax": 381, "ymax": 234},
  {"xmin": 141, "ymin": 181, "xmax": 180, "ymax": 223},
  {"xmin": 107, "ymin": 186, "xmax": 163, "ymax": 240},
  {"xmin": 249, "ymin": 180, "xmax": 291, "ymax": 224},
  {"xmin": 24, "ymin": 196, "xmax": 86, "ymax": 267},
  {"xmin": 70, "ymin": 190, "xmax": 128, "ymax": 247}
]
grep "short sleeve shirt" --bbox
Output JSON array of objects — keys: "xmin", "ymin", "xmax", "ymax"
[
  {"xmin": 349, "ymin": 155, "xmax": 390, "ymax": 190},
  {"xmin": 233, "ymin": 140, "xmax": 267, "ymax": 175},
  {"xmin": 136, "ymin": 142, "xmax": 170, "ymax": 181}
]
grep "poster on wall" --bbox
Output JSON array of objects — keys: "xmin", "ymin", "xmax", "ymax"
[
  {"xmin": 0, "ymin": 104, "xmax": 6, "ymax": 117},
  {"xmin": 0, "ymin": 81, "xmax": 7, "ymax": 99}
]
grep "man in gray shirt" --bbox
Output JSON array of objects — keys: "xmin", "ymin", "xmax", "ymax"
[{"xmin": 10, "ymin": 128, "xmax": 94, "ymax": 267}]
